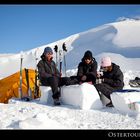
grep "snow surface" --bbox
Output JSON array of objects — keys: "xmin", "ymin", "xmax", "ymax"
[
  {"xmin": 112, "ymin": 20, "xmax": 140, "ymax": 48},
  {"xmin": 0, "ymin": 19, "xmax": 140, "ymax": 129},
  {"xmin": 0, "ymin": 90, "xmax": 140, "ymax": 129},
  {"xmin": 0, "ymin": 71, "xmax": 140, "ymax": 129}
]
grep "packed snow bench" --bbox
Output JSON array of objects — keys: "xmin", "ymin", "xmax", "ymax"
[
  {"xmin": 111, "ymin": 89, "xmax": 140, "ymax": 115},
  {"xmin": 39, "ymin": 83, "xmax": 102, "ymax": 110},
  {"xmin": 39, "ymin": 86, "xmax": 53, "ymax": 105}
]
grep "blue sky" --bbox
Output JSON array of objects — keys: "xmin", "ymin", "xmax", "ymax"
[{"xmin": 0, "ymin": 5, "xmax": 140, "ymax": 53}]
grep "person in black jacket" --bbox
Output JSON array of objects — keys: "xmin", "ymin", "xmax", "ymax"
[
  {"xmin": 37, "ymin": 47, "xmax": 70, "ymax": 106},
  {"xmin": 95, "ymin": 56, "xmax": 124, "ymax": 107},
  {"xmin": 65, "ymin": 50, "xmax": 97, "ymax": 85},
  {"xmin": 77, "ymin": 50, "xmax": 97, "ymax": 84}
]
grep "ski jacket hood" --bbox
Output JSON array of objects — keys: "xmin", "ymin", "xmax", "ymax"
[{"xmin": 40, "ymin": 53, "xmax": 46, "ymax": 61}]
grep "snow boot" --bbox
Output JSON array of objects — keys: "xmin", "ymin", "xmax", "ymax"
[
  {"xmin": 106, "ymin": 101, "xmax": 113, "ymax": 107},
  {"xmin": 54, "ymin": 98, "xmax": 61, "ymax": 106},
  {"xmin": 21, "ymin": 96, "xmax": 32, "ymax": 102}
]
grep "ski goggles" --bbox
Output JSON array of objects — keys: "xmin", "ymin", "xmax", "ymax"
[{"xmin": 46, "ymin": 52, "xmax": 53, "ymax": 55}]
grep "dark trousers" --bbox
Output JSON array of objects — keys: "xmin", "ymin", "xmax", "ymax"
[
  {"xmin": 94, "ymin": 83, "xmax": 115, "ymax": 100},
  {"xmin": 41, "ymin": 77, "xmax": 70, "ymax": 99},
  {"xmin": 69, "ymin": 74, "xmax": 96, "ymax": 85},
  {"xmin": 82, "ymin": 74, "xmax": 96, "ymax": 84}
]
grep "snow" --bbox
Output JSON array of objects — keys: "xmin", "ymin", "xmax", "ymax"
[
  {"xmin": 61, "ymin": 83, "xmax": 103, "ymax": 110},
  {"xmin": 0, "ymin": 20, "xmax": 140, "ymax": 129},
  {"xmin": 39, "ymin": 86, "xmax": 53, "ymax": 105},
  {"xmin": 0, "ymin": 73, "xmax": 140, "ymax": 130},
  {"xmin": 0, "ymin": 97, "xmax": 140, "ymax": 129},
  {"xmin": 111, "ymin": 90, "xmax": 140, "ymax": 116},
  {"xmin": 112, "ymin": 20, "xmax": 140, "ymax": 48}
]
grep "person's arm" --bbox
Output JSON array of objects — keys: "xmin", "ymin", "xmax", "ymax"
[
  {"xmin": 103, "ymin": 69, "xmax": 124, "ymax": 87},
  {"xmin": 77, "ymin": 63, "xmax": 84, "ymax": 78},
  {"xmin": 53, "ymin": 61, "xmax": 61, "ymax": 77}
]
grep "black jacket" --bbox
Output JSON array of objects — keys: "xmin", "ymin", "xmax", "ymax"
[
  {"xmin": 101, "ymin": 63, "xmax": 124, "ymax": 89},
  {"xmin": 37, "ymin": 54, "xmax": 60, "ymax": 84},
  {"xmin": 77, "ymin": 57, "xmax": 97, "ymax": 79}
]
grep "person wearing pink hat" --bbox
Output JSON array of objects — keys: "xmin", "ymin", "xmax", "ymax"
[{"xmin": 95, "ymin": 56, "xmax": 124, "ymax": 107}]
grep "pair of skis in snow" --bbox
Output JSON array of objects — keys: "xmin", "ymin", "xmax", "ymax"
[
  {"xmin": 19, "ymin": 49, "xmax": 39, "ymax": 101},
  {"xmin": 54, "ymin": 42, "xmax": 67, "ymax": 77}
]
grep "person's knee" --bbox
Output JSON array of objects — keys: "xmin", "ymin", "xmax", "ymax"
[
  {"xmin": 87, "ymin": 74, "xmax": 96, "ymax": 83},
  {"xmin": 94, "ymin": 84, "xmax": 102, "ymax": 89},
  {"xmin": 48, "ymin": 76, "xmax": 55, "ymax": 81},
  {"xmin": 48, "ymin": 77, "xmax": 59, "ymax": 87}
]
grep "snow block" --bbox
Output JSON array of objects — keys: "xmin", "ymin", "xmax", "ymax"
[
  {"xmin": 39, "ymin": 86, "xmax": 53, "ymax": 104},
  {"xmin": 111, "ymin": 89, "xmax": 140, "ymax": 115},
  {"xmin": 60, "ymin": 83, "xmax": 102, "ymax": 110}
]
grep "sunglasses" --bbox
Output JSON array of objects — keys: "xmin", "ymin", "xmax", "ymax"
[
  {"xmin": 102, "ymin": 66, "xmax": 108, "ymax": 69},
  {"xmin": 85, "ymin": 58, "xmax": 91, "ymax": 60},
  {"xmin": 47, "ymin": 52, "xmax": 53, "ymax": 55}
]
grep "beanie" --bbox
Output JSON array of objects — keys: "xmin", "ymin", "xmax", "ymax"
[
  {"xmin": 44, "ymin": 47, "xmax": 53, "ymax": 54},
  {"xmin": 101, "ymin": 57, "xmax": 112, "ymax": 67},
  {"xmin": 83, "ymin": 50, "xmax": 93, "ymax": 59}
]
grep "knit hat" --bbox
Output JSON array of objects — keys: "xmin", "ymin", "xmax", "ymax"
[
  {"xmin": 101, "ymin": 57, "xmax": 112, "ymax": 67},
  {"xmin": 83, "ymin": 50, "xmax": 93, "ymax": 60},
  {"xmin": 44, "ymin": 47, "xmax": 53, "ymax": 54}
]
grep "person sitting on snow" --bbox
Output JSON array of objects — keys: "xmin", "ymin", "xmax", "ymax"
[
  {"xmin": 69, "ymin": 50, "xmax": 97, "ymax": 85},
  {"xmin": 37, "ymin": 47, "xmax": 70, "ymax": 106},
  {"xmin": 77, "ymin": 50, "xmax": 97, "ymax": 84},
  {"xmin": 94, "ymin": 56, "xmax": 124, "ymax": 107}
]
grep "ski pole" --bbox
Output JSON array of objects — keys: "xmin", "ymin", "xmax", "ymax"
[
  {"xmin": 54, "ymin": 45, "xmax": 58, "ymax": 68},
  {"xmin": 62, "ymin": 43, "xmax": 67, "ymax": 77},
  {"xmin": 59, "ymin": 49, "xmax": 63, "ymax": 77}
]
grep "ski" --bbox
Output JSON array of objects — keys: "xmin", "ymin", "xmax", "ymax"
[
  {"xmin": 22, "ymin": 68, "xmax": 32, "ymax": 101},
  {"xmin": 62, "ymin": 42, "xmax": 67, "ymax": 77},
  {"xmin": 54, "ymin": 45, "xmax": 58, "ymax": 68},
  {"xmin": 19, "ymin": 51, "xmax": 23, "ymax": 99}
]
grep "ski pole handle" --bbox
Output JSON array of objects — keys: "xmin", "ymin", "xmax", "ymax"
[{"xmin": 62, "ymin": 43, "xmax": 67, "ymax": 52}]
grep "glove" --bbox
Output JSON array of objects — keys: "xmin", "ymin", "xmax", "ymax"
[
  {"xmin": 97, "ymin": 71, "xmax": 103, "ymax": 78},
  {"xmin": 96, "ymin": 78, "xmax": 104, "ymax": 84},
  {"xmin": 81, "ymin": 75, "xmax": 87, "ymax": 81}
]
